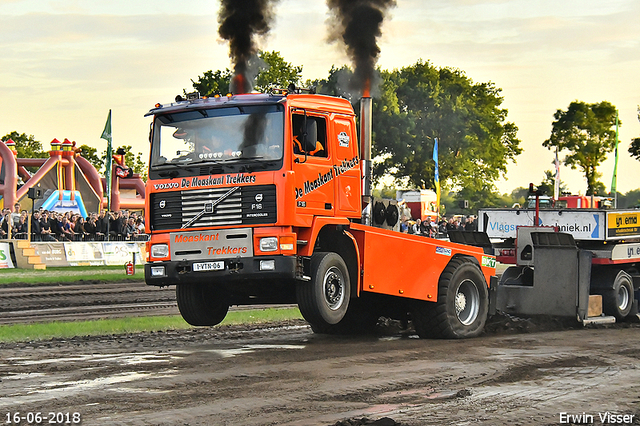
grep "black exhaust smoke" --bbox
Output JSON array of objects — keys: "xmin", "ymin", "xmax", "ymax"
[
  {"xmin": 218, "ymin": 0, "xmax": 277, "ymax": 94},
  {"xmin": 327, "ymin": 0, "xmax": 396, "ymax": 96}
]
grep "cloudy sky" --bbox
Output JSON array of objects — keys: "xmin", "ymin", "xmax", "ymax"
[{"xmin": 1, "ymin": 0, "xmax": 639, "ymax": 195}]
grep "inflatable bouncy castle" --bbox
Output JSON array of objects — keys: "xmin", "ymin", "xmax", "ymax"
[{"xmin": 0, "ymin": 138, "xmax": 145, "ymax": 214}]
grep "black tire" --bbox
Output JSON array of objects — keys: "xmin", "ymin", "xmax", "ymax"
[
  {"xmin": 176, "ymin": 284, "xmax": 229, "ymax": 326},
  {"xmin": 297, "ymin": 252, "xmax": 350, "ymax": 330},
  {"xmin": 310, "ymin": 297, "xmax": 380, "ymax": 335},
  {"xmin": 602, "ymin": 270, "xmax": 634, "ymax": 320},
  {"xmin": 411, "ymin": 257, "xmax": 488, "ymax": 339}
]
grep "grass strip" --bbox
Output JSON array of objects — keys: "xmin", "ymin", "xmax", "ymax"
[
  {"xmin": 0, "ymin": 307, "xmax": 303, "ymax": 343},
  {"xmin": 0, "ymin": 266, "xmax": 145, "ymax": 285}
]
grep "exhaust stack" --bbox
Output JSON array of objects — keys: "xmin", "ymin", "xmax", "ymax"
[{"xmin": 360, "ymin": 83, "xmax": 373, "ymax": 224}]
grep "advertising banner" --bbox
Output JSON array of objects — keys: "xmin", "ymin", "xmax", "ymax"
[
  {"xmin": 478, "ymin": 209, "xmax": 605, "ymax": 241},
  {"xmin": 607, "ymin": 211, "xmax": 640, "ymax": 239},
  {"xmin": 102, "ymin": 242, "xmax": 143, "ymax": 265},
  {"xmin": 0, "ymin": 242, "xmax": 15, "ymax": 268},
  {"xmin": 64, "ymin": 242, "xmax": 105, "ymax": 266},
  {"xmin": 32, "ymin": 243, "xmax": 69, "ymax": 267}
]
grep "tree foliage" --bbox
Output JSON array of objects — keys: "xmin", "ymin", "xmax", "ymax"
[
  {"xmin": 77, "ymin": 144, "xmax": 102, "ymax": 172},
  {"xmin": 190, "ymin": 51, "xmax": 303, "ymax": 96},
  {"xmin": 629, "ymin": 106, "xmax": 640, "ymax": 161},
  {"xmin": 1, "ymin": 131, "xmax": 48, "ymax": 159},
  {"xmin": 101, "ymin": 145, "xmax": 147, "ymax": 181},
  {"xmin": 371, "ymin": 60, "xmax": 522, "ymax": 192},
  {"xmin": 543, "ymin": 101, "xmax": 619, "ymax": 195}
]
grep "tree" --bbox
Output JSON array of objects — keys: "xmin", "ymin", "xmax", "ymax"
[
  {"xmin": 1, "ymin": 131, "xmax": 48, "ymax": 159},
  {"xmin": 101, "ymin": 145, "xmax": 148, "ymax": 181},
  {"xmin": 191, "ymin": 69, "xmax": 233, "ymax": 97},
  {"xmin": 77, "ymin": 144, "xmax": 102, "ymax": 172},
  {"xmin": 190, "ymin": 50, "xmax": 303, "ymax": 96},
  {"xmin": 543, "ymin": 101, "xmax": 619, "ymax": 195},
  {"xmin": 371, "ymin": 60, "xmax": 522, "ymax": 192},
  {"xmin": 307, "ymin": 65, "xmax": 355, "ymax": 99},
  {"xmin": 541, "ymin": 170, "xmax": 568, "ymax": 194},
  {"xmin": 254, "ymin": 50, "xmax": 303, "ymax": 92},
  {"xmin": 629, "ymin": 106, "xmax": 640, "ymax": 161}
]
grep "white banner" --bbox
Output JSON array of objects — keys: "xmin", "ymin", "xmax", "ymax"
[
  {"xmin": 0, "ymin": 242, "xmax": 15, "ymax": 268},
  {"xmin": 102, "ymin": 242, "xmax": 143, "ymax": 266},
  {"xmin": 479, "ymin": 209, "xmax": 605, "ymax": 241},
  {"xmin": 64, "ymin": 242, "xmax": 105, "ymax": 266}
]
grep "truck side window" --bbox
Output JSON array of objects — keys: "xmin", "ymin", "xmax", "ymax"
[{"xmin": 292, "ymin": 114, "xmax": 327, "ymax": 158}]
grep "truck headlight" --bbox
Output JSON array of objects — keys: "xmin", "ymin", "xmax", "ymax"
[
  {"xmin": 151, "ymin": 244, "xmax": 169, "ymax": 258},
  {"xmin": 259, "ymin": 237, "xmax": 278, "ymax": 252}
]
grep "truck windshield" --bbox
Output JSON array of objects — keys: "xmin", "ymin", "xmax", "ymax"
[{"xmin": 150, "ymin": 104, "xmax": 284, "ymax": 174}]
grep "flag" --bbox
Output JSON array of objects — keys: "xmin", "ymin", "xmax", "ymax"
[
  {"xmin": 433, "ymin": 138, "xmax": 440, "ymax": 217},
  {"xmin": 611, "ymin": 110, "xmax": 619, "ymax": 197},
  {"xmin": 554, "ymin": 147, "xmax": 560, "ymax": 200},
  {"xmin": 101, "ymin": 109, "xmax": 113, "ymax": 213}
]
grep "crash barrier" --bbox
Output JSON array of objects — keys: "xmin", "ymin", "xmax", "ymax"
[
  {"xmin": 16, "ymin": 233, "xmax": 149, "ymax": 242},
  {"xmin": 0, "ymin": 241, "xmax": 146, "ymax": 268}
]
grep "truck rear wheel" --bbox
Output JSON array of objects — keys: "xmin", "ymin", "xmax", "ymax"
[
  {"xmin": 412, "ymin": 257, "xmax": 488, "ymax": 339},
  {"xmin": 176, "ymin": 284, "xmax": 229, "ymax": 326},
  {"xmin": 602, "ymin": 270, "xmax": 634, "ymax": 320},
  {"xmin": 296, "ymin": 252, "xmax": 350, "ymax": 330}
]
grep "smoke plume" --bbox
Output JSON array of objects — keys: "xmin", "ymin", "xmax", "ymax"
[
  {"xmin": 327, "ymin": 0, "xmax": 396, "ymax": 96},
  {"xmin": 218, "ymin": 0, "xmax": 277, "ymax": 94}
]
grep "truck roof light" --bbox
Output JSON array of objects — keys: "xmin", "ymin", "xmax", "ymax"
[{"xmin": 155, "ymin": 103, "xmax": 162, "ymax": 108}]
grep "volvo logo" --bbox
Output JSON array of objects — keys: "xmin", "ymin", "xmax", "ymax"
[
  {"xmin": 255, "ymin": 193, "xmax": 263, "ymax": 203},
  {"xmin": 159, "ymin": 200, "xmax": 166, "ymax": 208}
]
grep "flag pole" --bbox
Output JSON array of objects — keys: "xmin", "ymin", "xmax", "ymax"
[
  {"xmin": 433, "ymin": 138, "xmax": 440, "ymax": 218},
  {"xmin": 554, "ymin": 147, "xmax": 560, "ymax": 201},
  {"xmin": 101, "ymin": 109, "xmax": 113, "ymax": 240},
  {"xmin": 611, "ymin": 110, "xmax": 619, "ymax": 208}
]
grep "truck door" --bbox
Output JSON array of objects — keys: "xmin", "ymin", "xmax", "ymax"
[
  {"xmin": 332, "ymin": 115, "xmax": 360, "ymax": 215},
  {"xmin": 292, "ymin": 112, "xmax": 335, "ymax": 218}
]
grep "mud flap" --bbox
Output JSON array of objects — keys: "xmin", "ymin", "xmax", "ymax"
[{"xmin": 495, "ymin": 232, "xmax": 592, "ymax": 320}]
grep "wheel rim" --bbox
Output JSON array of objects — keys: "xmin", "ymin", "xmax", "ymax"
[
  {"xmin": 617, "ymin": 283, "xmax": 630, "ymax": 312},
  {"xmin": 323, "ymin": 266, "xmax": 345, "ymax": 311},
  {"xmin": 456, "ymin": 279, "xmax": 480, "ymax": 326}
]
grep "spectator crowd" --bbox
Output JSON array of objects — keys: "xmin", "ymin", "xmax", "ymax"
[
  {"xmin": 0, "ymin": 202, "xmax": 147, "ymax": 242},
  {"xmin": 400, "ymin": 215, "xmax": 477, "ymax": 238}
]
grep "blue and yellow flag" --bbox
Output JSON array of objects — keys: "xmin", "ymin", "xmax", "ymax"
[{"xmin": 433, "ymin": 138, "xmax": 440, "ymax": 217}]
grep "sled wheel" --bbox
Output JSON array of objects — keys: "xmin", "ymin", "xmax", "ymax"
[
  {"xmin": 176, "ymin": 284, "xmax": 229, "ymax": 326},
  {"xmin": 412, "ymin": 257, "xmax": 488, "ymax": 339},
  {"xmin": 297, "ymin": 252, "xmax": 350, "ymax": 330},
  {"xmin": 603, "ymin": 270, "xmax": 634, "ymax": 320}
]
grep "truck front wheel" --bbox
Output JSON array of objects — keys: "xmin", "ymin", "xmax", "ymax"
[
  {"xmin": 176, "ymin": 284, "xmax": 229, "ymax": 326},
  {"xmin": 412, "ymin": 257, "xmax": 488, "ymax": 339},
  {"xmin": 603, "ymin": 270, "xmax": 634, "ymax": 320},
  {"xmin": 296, "ymin": 252, "xmax": 350, "ymax": 330}
]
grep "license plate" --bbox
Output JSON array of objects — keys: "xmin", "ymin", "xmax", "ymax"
[{"xmin": 192, "ymin": 261, "xmax": 225, "ymax": 272}]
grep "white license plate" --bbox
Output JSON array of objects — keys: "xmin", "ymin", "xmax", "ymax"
[{"xmin": 192, "ymin": 261, "xmax": 225, "ymax": 272}]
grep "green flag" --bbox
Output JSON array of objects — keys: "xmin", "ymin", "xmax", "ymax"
[{"xmin": 101, "ymin": 110, "xmax": 113, "ymax": 213}]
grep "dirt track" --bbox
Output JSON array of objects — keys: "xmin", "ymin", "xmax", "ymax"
[{"xmin": 2, "ymin": 318, "xmax": 640, "ymax": 426}]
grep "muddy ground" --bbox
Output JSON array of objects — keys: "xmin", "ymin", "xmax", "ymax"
[{"xmin": 2, "ymin": 317, "xmax": 640, "ymax": 426}]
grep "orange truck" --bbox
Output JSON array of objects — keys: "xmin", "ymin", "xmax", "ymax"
[{"xmin": 144, "ymin": 90, "xmax": 496, "ymax": 338}]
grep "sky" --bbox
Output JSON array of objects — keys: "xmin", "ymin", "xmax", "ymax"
[{"xmin": 1, "ymin": 0, "xmax": 639, "ymax": 196}]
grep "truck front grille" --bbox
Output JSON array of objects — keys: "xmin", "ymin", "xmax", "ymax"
[{"xmin": 150, "ymin": 185, "xmax": 277, "ymax": 231}]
